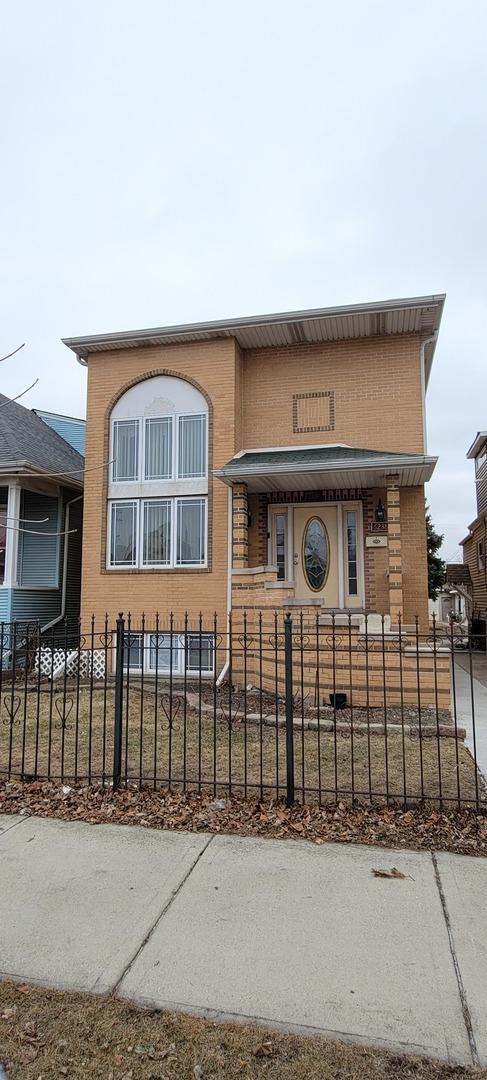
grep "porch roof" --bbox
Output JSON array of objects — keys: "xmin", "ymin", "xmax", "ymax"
[{"xmin": 215, "ymin": 445, "xmax": 437, "ymax": 493}]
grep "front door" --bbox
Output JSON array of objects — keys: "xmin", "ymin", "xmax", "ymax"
[{"xmin": 293, "ymin": 505, "xmax": 339, "ymax": 605}]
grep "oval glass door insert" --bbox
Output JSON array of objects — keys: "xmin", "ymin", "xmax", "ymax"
[{"xmin": 302, "ymin": 516, "xmax": 329, "ymax": 591}]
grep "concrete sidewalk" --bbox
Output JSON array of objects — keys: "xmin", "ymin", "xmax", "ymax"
[{"xmin": 0, "ymin": 814, "xmax": 486, "ymax": 1068}]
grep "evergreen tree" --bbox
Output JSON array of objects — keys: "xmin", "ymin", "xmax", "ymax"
[{"xmin": 426, "ymin": 505, "xmax": 445, "ymax": 600}]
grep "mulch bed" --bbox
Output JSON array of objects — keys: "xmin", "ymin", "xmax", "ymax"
[
  {"xmin": 189, "ymin": 683, "xmax": 453, "ymax": 726},
  {"xmin": 1, "ymin": 778, "xmax": 487, "ymax": 856}
]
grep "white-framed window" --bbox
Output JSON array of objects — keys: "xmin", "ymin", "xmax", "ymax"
[
  {"xmin": 109, "ymin": 497, "xmax": 207, "ymax": 569},
  {"xmin": 345, "ymin": 510, "xmax": 358, "ymax": 596},
  {"xmin": 110, "ymin": 501, "xmax": 138, "ymax": 567},
  {"xmin": 478, "ymin": 539, "xmax": 485, "ymax": 570},
  {"xmin": 124, "ymin": 631, "xmax": 214, "ymax": 674},
  {"xmin": 112, "ymin": 419, "xmax": 139, "ymax": 482},
  {"xmin": 111, "ymin": 412, "xmax": 207, "ymax": 484},
  {"xmin": 109, "ymin": 377, "xmax": 209, "ymax": 570},
  {"xmin": 144, "ymin": 417, "xmax": 173, "ymax": 480},
  {"xmin": 178, "ymin": 414, "xmax": 207, "ymax": 478},
  {"xmin": 268, "ymin": 506, "xmax": 290, "ymax": 581}
]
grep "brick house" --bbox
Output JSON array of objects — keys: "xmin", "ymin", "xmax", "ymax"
[
  {"xmin": 461, "ymin": 432, "xmax": 487, "ymax": 636},
  {"xmin": 63, "ymin": 294, "xmax": 445, "ymax": 696}
]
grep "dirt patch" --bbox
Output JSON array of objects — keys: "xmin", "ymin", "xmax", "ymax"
[
  {"xmin": 0, "ymin": 981, "xmax": 483, "ymax": 1080},
  {"xmin": 1, "ymin": 779, "xmax": 487, "ymax": 856}
]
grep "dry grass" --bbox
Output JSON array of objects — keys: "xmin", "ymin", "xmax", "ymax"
[
  {"xmin": 0, "ymin": 981, "xmax": 484, "ymax": 1080},
  {"xmin": 0, "ymin": 685, "xmax": 483, "ymax": 808}
]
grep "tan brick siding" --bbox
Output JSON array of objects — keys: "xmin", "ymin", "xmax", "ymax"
[
  {"xmin": 241, "ymin": 335, "xmax": 424, "ymax": 454},
  {"xmin": 400, "ymin": 486, "xmax": 429, "ymax": 629},
  {"xmin": 80, "ymin": 331, "xmax": 430, "ymax": 632},
  {"xmin": 80, "ymin": 339, "xmax": 238, "ymax": 628}
]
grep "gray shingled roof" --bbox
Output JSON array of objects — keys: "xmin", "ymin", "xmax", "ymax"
[
  {"xmin": 220, "ymin": 446, "xmax": 432, "ymax": 471},
  {"xmin": 0, "ymin": 394, "xmax": 84, "ymax": 484}
]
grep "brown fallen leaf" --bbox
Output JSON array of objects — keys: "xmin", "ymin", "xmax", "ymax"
[
  {"xmin": 372, "ymin": 867, "xmax": 406, "ymax": 879},
  {"xmin": 253, "ymin": 1041, "xmax": 274, "ymax": 1058}
]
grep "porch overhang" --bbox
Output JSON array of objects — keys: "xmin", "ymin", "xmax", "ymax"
[
  {"xmin": 215, "ymin": 446, "xmax": 437, "ymax": 494},
  {"xmin": 0, "ymin": 461, "xmax": 83, "ymax": 492}
]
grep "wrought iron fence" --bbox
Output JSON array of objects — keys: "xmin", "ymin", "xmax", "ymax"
[{"xmin": 0, "ymin": 612, "xmax": 486, "ymax": 810}]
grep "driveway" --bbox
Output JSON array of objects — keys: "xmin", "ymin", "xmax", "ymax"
[{"xmin": 1, "ymin": 814, "xmax": 486, "ymax": 1067}]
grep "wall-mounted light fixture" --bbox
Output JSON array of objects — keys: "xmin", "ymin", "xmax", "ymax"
[{"xmin": 375, "ymin": 498, "xmax": 386, "ymax": 523}]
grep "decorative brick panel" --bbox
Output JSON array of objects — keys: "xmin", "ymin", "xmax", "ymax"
[{"xmin": 292, "ymin": 391, "xmax": 335, "ymax": 433}]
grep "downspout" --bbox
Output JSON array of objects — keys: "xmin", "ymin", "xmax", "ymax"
[
  {"xmin": 42, "ymin": 494, "xmax": 83, "ymax": 633},
  {"xmin": 216, "ymin": 484, "xmax": 233, "ymax": 686},
  {"xmin": 420, "ymin": 333, "xmax": 436, "ymax": 453}
]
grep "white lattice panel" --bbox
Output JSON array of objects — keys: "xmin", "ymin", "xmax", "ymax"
[{"xmin": 35, "ymin": 648, "xmax": 106, "ymax": 680}]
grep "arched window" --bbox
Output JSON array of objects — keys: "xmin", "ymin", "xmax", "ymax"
[{"xmin": 107, "ymin": 376, "xmax": 208, "ymax": 569}]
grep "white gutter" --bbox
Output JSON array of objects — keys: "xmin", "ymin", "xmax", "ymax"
[
  {"xmin": 419, "ymin": 333, "xmax": 436, "ymax": 452},
  {"xmin": 42, "ymin": 494, "xmax": 83, "ymax": 633},
  {"xmin": 216, "ymin": 486, "xmax": 233, "ymax": 686}
]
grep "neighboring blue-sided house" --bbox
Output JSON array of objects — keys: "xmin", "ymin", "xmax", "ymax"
[{"xmin": 0, "ymin": 395, "xmax": 84, "ymax": 636}]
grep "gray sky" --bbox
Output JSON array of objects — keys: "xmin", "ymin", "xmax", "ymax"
[{"xmin": 1, "ymin": 0, "xmax": 486, "ymax": 560}]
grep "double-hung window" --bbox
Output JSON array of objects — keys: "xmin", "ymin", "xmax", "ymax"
[{"xmin": 109, "ymin": 403, "xmax": 208, "ymax": 570}]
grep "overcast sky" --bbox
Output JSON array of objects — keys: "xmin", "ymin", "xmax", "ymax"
[{"xmin": 1, "ymin": 0, "xmax": 486, "ymax": 560}]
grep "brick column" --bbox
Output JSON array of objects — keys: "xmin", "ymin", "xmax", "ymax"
[
  {"xmin": 386, "ymin": 476, "xmax": 403, "ymax": 625},
  {"xmin": 232, "ymin": 482, "xmax": 249, "ymax": 568}
]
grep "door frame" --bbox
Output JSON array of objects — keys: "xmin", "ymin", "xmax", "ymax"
[{"xmin": 267, "ymin": 500, "xmax": 365, "ymax": 607}]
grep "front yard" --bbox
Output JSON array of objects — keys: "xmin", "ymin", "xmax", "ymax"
[{"xmin": 0, "ymin": 684, "xmax": 483, "ymax": 807}]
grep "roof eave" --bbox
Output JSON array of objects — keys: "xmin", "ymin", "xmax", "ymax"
[
  {"xmin": 0, "ymin": 462, "xmax": 84, "ymax": 490},
  {"xmin": 62, "ymin": 293, "xmax": 446, "ymax": 362},
  {"xmin": 467, "ymin": 432, "xmax": 487, "ymax": 459}
]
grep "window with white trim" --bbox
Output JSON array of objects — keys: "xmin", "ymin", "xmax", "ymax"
[
  {"xmin": 108, "ymin": 377, "xmax": 209, "ymax": 570},
  {"xmin": 111, "ymin": 412, "xmax": 207, "ymax": 484},
  {"xmin": 478, "ymin": 539, "xmax": 485, "ymax": 570},
  {"xmin": 112, "ymin": 419, "xmax": 139, "ymax": 481},
  {"xmin": 145, "ymin": 417, "xmax": 173, "ymax": 480},
  {"xmin": 346, "ymin": 510, "xmax": 358, "ymax": 596},
  {"xmin": 109, "ymin": 497, "xmax": 207, "ymax": 568},
  {"xmin": 124, "ymin": 631, "xmax": 215, "ymax": 674}
]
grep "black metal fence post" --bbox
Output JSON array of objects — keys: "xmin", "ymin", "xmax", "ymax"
[
  {"xmin": 113, "ymin": 613, "xmax": 125, "ymax": 789},
  {"xmin": 284, "ymin": 613, "xmax": 295, "ymax": 806}
]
